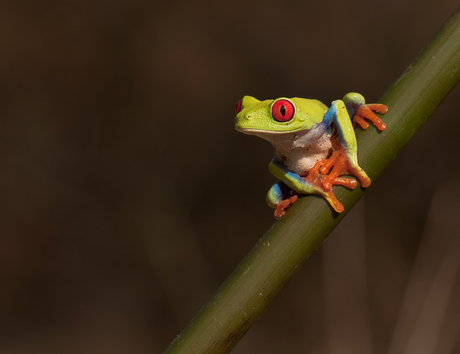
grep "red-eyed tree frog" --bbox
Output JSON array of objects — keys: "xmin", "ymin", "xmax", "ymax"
[{"xmin": 234, "ymin": 93, "xmax": 388, "ymax": 218}]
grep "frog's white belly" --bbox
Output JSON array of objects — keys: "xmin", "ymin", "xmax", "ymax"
[{"xmin": 276, "ymin": 133, "xmax": 332, "ymax": 177}]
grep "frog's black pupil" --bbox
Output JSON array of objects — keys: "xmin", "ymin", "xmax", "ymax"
[{"xmin": 280, "ymin": 105, "xmax": 286, "ymax": 116}]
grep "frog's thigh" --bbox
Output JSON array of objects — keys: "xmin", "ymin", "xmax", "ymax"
[{"xmin": 266, "ymin": 181, "xmax": 292, "ymax": 208}]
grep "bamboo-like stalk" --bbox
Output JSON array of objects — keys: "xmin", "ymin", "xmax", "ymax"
[{"xmin": 165, "ymin": 6, "xmax": 460, "ymax": 354}]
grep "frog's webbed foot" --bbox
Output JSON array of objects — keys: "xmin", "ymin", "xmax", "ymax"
[
  {"xmin": 352, "ymin": 104, "xmax": 388, "ymax": 130},
  {"xmin": 317, "ymin": 136, "xmax": 371, "ymax": 191},
  {"xmin": 274, "ymin": 194, "xmax": 298, "ymax": 218},
  {"xmin": 304, "ymin": 162, "xmax": 345, "ymax": 213},
  {"xmin": 308, "ymin": 152, "xmax": 358, "ymax": 190}
]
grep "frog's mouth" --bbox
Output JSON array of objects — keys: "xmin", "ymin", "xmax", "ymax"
[{"xmin": 235, "ymin": 126, "xmax": 304, "ymax": 135}]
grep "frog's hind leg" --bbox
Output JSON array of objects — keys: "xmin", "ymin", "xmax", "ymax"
[
  {"xmin": 268, "ymin": 158, "xmax": 345, "ymax": 214},
  {"xmin": 267, "ymin": 181, "xmax": 298, "ymax": 218}
]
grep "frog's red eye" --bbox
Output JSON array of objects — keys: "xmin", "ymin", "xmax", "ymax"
[
  {"xmin": 235, "ymin": 99, "xmax": 243, "ymax": 113},
  {"xmin": 272, "ymin": 99, "xmax": 295, "ymax": 122}
]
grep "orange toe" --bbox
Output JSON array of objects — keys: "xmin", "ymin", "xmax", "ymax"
[{"xmin": 333, "ymin": 177, "xmax": 357, "ymax": 189}]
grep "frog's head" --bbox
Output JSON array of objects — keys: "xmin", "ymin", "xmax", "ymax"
[{"xmin": 234, "ymin": 96, "xmax": 326, "ymax": 136}]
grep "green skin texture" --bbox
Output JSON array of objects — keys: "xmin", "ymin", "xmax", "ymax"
[{"xmin": 235, "ymin": 93, "xmax": 370, "ymax": 211}]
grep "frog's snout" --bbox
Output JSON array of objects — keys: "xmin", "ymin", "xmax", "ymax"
[
  {"xmin": 237, "ymin": 114, "xmax": 251, "ymax": 121},
  {"xmin": 235, "ymin": 114, "xmax": 248, "ymax": 131},
  {"xmin": 235, "ymin": 113, "xmax": 250, "ymax": 126}
]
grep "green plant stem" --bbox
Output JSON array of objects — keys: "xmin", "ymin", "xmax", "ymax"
[{"xmin": 165, "ymin": 6, "xmax": 460, "ymax": 354}]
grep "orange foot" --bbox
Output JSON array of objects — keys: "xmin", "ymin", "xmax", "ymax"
[
  {"xmin": 352, "ymin": 104, "xmax": 388, "ymax": 131},
  {"xmin": 318, "ymin": 134, "xmax": 371, "ymax": 190},
  {"xmin": 275, "ymin": 194, "xmax": 298, "ymax": 218},
  {"xmin": 302, "ymin": 161, "xmax": 348, "ymax": 213}
]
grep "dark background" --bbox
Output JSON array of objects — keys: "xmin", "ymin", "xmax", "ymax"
[{"xmin": 1, "ymin": 1, "xmax": 460, "ymax": 353}]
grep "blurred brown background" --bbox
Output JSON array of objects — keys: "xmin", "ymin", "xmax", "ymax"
[{"xmin": 1, "ymin": 1, "xmax": 460, "ymax": 353}]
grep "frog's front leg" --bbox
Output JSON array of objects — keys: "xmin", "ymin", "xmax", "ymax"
[
  {"xmin": 268, "ymin": 159, "xmax": 345, "ymax": 215},
  {"xmin": 319, "ymin": 95, "xmax": 387, "ymax": 190},
  {"xmin": 343, "ymin": 93, "xmax": 388, "ymax": 131}
]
